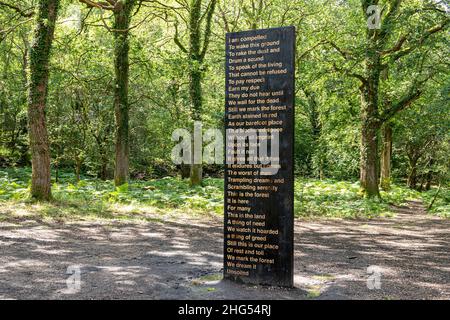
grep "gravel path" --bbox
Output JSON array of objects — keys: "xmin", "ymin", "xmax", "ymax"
[{"xmin": 0, "ymin": 201, "xmax": 448, "ymax": 300}]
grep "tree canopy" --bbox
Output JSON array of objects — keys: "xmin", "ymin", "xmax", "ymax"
[{"xmin": 0, "ymin": 0, "xmax": 448, "ymax": 199}]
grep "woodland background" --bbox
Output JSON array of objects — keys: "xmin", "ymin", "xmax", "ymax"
[{"xmin": 0, "ymin": 0, "xmax": 448, "ymax": 218}]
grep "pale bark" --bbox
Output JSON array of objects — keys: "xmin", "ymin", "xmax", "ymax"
[{"xmin": 380, "ymin": 123, "xmax": 392, "ymax": 191}]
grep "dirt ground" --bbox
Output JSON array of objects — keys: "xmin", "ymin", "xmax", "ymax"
[{"xmin": 0, "ymin": 201, "xmax": 448, "ymax": 300}]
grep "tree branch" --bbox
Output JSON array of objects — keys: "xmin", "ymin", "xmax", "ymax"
[
  {"xmin": 0, "ymin": 1, "xmax": 34, "ymax": 17},
  {"xmin": 380, "ymin": 88, "xmax": 422, "ymax": 123},
  {"xmin": 174, "ymin": 21, "xmax": 188, "ymax": 53},
  {"xmin": 379, "ymin": 72, "xmax": 434, "ymax": 123},
  {"xmin": 326, "ymin": 40, "xmax": 353, "ymax": 60},
  {"xmin": 78, "ymin": 0, "xmax": 116, "ymax": 11},
  {"xmin": 296, "ymin": 40, "xmax": 327, "ymax": 63},
  {"xmin": 378, "ymin": 0, "xmax": 403, "ymax": 40},
  {"xmin": 200, "ymin": 0, "xmax": 216, "ymax": 61},
  {"xmin": 0, "ymin": 17, "xmax": 34, "ymax": 42},
  {"xmin": 389, "ymin": 19, "xmax": 449, "ymax": 61},
  {"xmin": 332, "ymin": 62, "xmax": 367, "ymax": 85},
  {"xmin": 380, "ymin": 34, "xmax": 407, "ymax": 55}
]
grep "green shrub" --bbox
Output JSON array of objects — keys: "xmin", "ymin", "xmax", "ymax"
[{"xmin": 0, "ymin": 167, "xmax": 447, "ymax": 220}]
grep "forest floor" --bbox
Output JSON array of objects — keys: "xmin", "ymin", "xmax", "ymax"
[{"xmin": 0, "ymin": 200, "xmax": 448, "ymax": 300}]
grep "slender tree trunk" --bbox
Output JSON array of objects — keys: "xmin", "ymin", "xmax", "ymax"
[
  {"xmin": 407, "ymin": 158, "xmax": 418, "ymax": 189},
  {"xmin": 93, "ymin": 133, "xmax": 109, "ymax": 180},
  {"xmin": 27, "ymin": 0, "xmax": 60, "ymax": 200},
  {"xmin": 173, "ymin": 0, "xmax": 215, "ymax": 186},
  {"xmin": 417, "ymin": 178, "xmax": 424, "ymax": 192},
  {"xmin": 113, "ymin": 1, "xmax": 134, "ymax": 186},
  {"xmin": 189, "ymin": 66, "xmax": 203, "ymax": 185},
  {"xmin": 188, "ymin": 0, "xmax": 204, "ymax": 186},
  {"xmin": 304, "ymin": 89, "xmax": 323, "ymax": 178},
  {"xmin": 380, "ymin": 123, "xmax": 392, "ymax": 191},
  {"xmin": 425, "ymin": 158, "xmax": 434, "ymax": 191},
  {"xmin": 100, "ymin": 161, "xmax": 108, "ymax": 180},
  {"xmin": 99, "ymin": 147, "xmax": 109, "ymax": 180},
  {"xmin": 75, "ymin": 156, "xmax": 82, "ymax": 182}
]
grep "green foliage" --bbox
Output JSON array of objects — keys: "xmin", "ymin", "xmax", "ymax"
[
  {"xmin": 296, "ymin": 179, "xmax": 383, "ymax": 218},
  {"xmin": 0, "ymin": 167, "xmax": 223, "ymax": 216},
  {"xmin": 294, "ymin": 178, "xmax": 448, "ymax": 219},
  {"xmin": 422, "ymin": 187, "xmax": 450, "ymax": 218},
  {"xmin": 1, "ymin": 168, "xmax": 447, "ymax": 221},
  {"xmin": 0, "ymin": 1, "xmax": 448, "ymax": 206}
]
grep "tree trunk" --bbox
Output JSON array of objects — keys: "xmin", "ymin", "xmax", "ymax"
[
  {"xmin": 27, "ymin": 0, "xmax": 60, "ymax": 200},
  {"xmin": 180, "ymin": 164, "xmax": 191, "ymax": 179},
  {"xmin": 173, "ymin": 0, "xmax": 216, "ymax": 186},
  {"xmin": 55, "ymin": 161, "xmax": 59, "ymax": 183},
  {"xmin": 407, "ymin": 163, "xmax": 418, "ymax": 189},
  {"xmin": 188, "ymin": 0, "xmax": 203, "ymax": 186},
  {"xmin": 425, "ymin": 158, "xmax": 434, "ymax": 191},
  {"xmin": 93, "ymin": 133, "xmax": 109, "ymax": 180},
  {"xmin": 359, "ymin": 32, "xmax": 381, "ymax": 198},
  {"xmin": 360, "ymin": 121, "xmax": 380, "ymax": 198},
  {"xmin": 190, "ymin": 164, "xmax": 203, "ymax": 186},
  {"xmin": 113, "ymin": 2, "xmax": 134, "ymax": 186},
  {"xmin": 304, "ymin": 89, "xmax": 323, "ymax": 178},
  {"xmin": 359, "ymin": 86, "xmax": 381, "ymax": 198},
  {"xmin": 380, "ymin": 123, "xmax": 392, "ymax": 191},
  {"xmin": 75, "ymin": 156, "xmax": 82, "ymax": 182},
  {"xmin": 189, "ymin": 67, "xmax": 203, "ymax": 186},
  {"xmin": 99, "ymin": 149, "xmax": 109, "ymax": 180}
]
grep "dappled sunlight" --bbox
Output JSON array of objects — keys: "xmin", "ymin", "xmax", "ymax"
[
  {"xmin": 2, "ymin": 169, "xmax": 448, "ymax": 223},
  {"xmin": 0, "ymin": 204, "xmax": 448, "ymax": 299},
  {"xmin": 294, "ymin": 210, "xmax": 450, "ymax": 299},
  {"xmin": 0, "ymin": 259, "xmax": 49, "ymax": 273},
  {"xmin": 0, "ymin": 179, "xmax": 448, "ymax": 299}
]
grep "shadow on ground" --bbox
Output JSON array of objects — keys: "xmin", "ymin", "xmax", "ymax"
[{"xmin": 0, "ymin": 201, "xmax": 448, "ymax": 300}]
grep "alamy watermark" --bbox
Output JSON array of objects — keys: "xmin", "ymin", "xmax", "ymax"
[
  {"xmin": 367, "ymin": 5, "xmax": 381, "ymax": 30},
  {"xmin": 367, "ymin": 265, "xmax": 382, "ymax": 290},
  {"xmin": 64, "ymin": 265, "xmax": 81, "ymax": 294},
  {"xmin": 171, "ymin": 121, "xmax": 281, "ymax": 176}
]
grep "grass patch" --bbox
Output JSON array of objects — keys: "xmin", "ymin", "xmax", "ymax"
[
  {"xmin": 192, "ymin": 273, "xmax": 223, "ymax": 286},
  {"xmin": 199, "ymin": 273, "xmax": 223, "ymax": 282},
  {"xmin": 0, "ymin": 167, "xmax": 447, "ymax": 221},
  {"xmin": 306, "ymin": 285, "xmax": 322, "ymax": 299},
  {"xmin": 421, "ymin": 186, "xmax": 450, "ymax": 218},
  {"xmin": 312, "ymin": 274, "xmax": 336, "ymax": 282},
  {"xmin": 295, "ymin": 179, "xmax": 411, "ymax": 219},
  {"xmin": 0, "ymin": 167, "xmax": 223, "ymax": 222}
]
